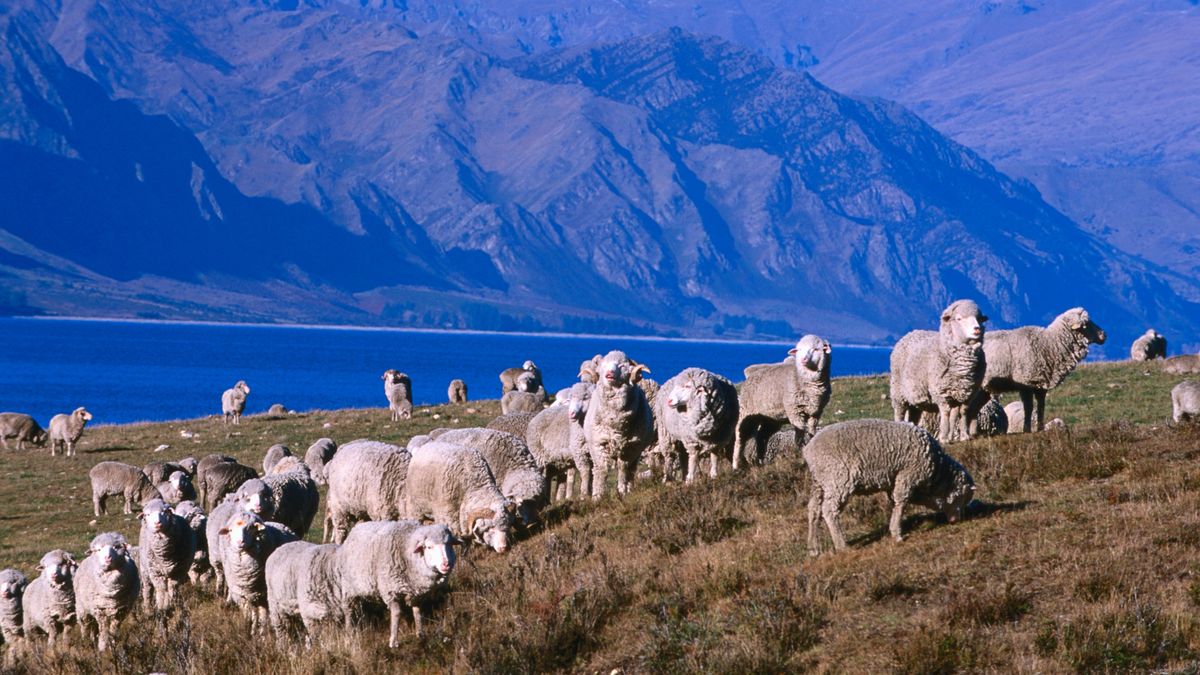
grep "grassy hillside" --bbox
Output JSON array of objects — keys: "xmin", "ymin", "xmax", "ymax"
[{"xmin": 1, "ymin": 360, "xmax": 1197, "ymax": 673}]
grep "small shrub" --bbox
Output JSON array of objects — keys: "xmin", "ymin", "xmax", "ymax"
[
  {"xmin": 943, "ymin": 583, "xmax": 1031, "ymax": 627},
  {"xmin": 891, "ymin": 627, "xmax": 978, "ymax": 675}
]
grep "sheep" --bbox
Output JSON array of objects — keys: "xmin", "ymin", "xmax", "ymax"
[
  {"xmin": 578, "ymin": 355, "xmax": 602, "ymax": 383},
  {"xmin": 173, "ymin": 500, "xmax": 210, "ymax": 583},
  {"xmin": 89, "ymin": 461, "xmax": 162, "ymax": 516},
  {"xmin": 526, "ymin": 382, "xmax": 594, "ymax": 501},
  {"xmin": 178, "ymin": 457, "xmax": 198, "ymax": 476},
  {"xmin": 303, "ymin": 438, "xmax": 338, "ymax": 485},
  {"xmin": 21, "ymin": 550, "xmax": 76, "ymax": 647},
  {"xmin": 485, "ymin": 411, "xmax": 539, "ymax": 441},
  {"xmin": 583, "ymin": 350, "xmax": 657, "ymax": 499},
  {"xmin": 980, "ymin": 307, "xmax": 1106, "ymax": 432},
  {"xmin": 266, "ymin": 403, "xmax": 289, "ymax": 417},
  {"xmin": 261, "ymin": 456, "xmax": 320, "ymax": 539},
  {"xmin": 890, "ymin": 300, "xmax": 988, "ymax": 444},
  {"xmin": 500, "ymin": 360, "xmax": 542, "ymax": 395},
  {"xmin": 137, "ymin": 499, "xmax": 196, "ymax": 610},
  {"xmin": 447, "ymin": 379, "xmax": 468, "ymax": 404},
  {"xmin": 919, "ymin": 396, "xmax": 1008, "ymax": 438},
  {"xmin": 403, "ymin": 440, "xmax": 517, "ymax": 552},
  {"xmin": 805, "ymin": 419, "xmax": 975, "ymax": 556},
  {"xmin": 200, "ymin": 460, "xmax": 259, "ymax": 511},
  {"xmin": 0, "ymin": 569, "xmax": 27, "ymax": 646},
  {"xmin": 48, "ymin": 407, "xmax": 92, "ymax": 456},
  {"xmin": 0, "ymin": 413, "xmax": 47, "ymax": 451},
  {"xmin": 144, "ymin": 460, "xmax": 189, "ymax": 485},
  {"xmin": 267, "ymin": 521, "xmax": 458, "ymax": 647},
  {"xmin": 216, "ymin": 511, "xmax": 297, "ymax": 632},
  {"xmin": 323, "ymin": 440, "xmax": 412, "ymax": 544},
  {"xmin": 735, "ymin": 335, "xmax": 833, "ymax": 468},
  {"xmin": 206, "ymin": 481, "xmax": 275, "ymax": 595},
  {"xmin": 501, "ymin": 372, "xmax": 549, "ymax": 415},
  {"xmin": 430, "ymin": 428, "xmax": 548, "ymax": 525},
  {"xmin": 263, "ymin": 443, "xmax": 293, "ymax": 474},
  {"xmin": 156, "ymin": 470, "xmax": 197, "ymax": 505},
  {"xmin": 1163, "ymin": 353, "xmax": 1200, "ymax": 375},
  {"xmin": 382, "ymin": 369, "xmax": 414, "ymax": 421},
  {"xmin": 406, "ymin": 434, "xmax": 433, "ymax": 450},
  {"xmin": 222, "ymin": 380, "xmax": 251, "ymax": 425},
  {"xmin": 1173, "ymin": 381, "xmax": 1200, "ymax": 423},
  {"xmin": 74, "ymin": 532, "xmax": 139, "ymax": 651},
  {"xmin": 195, "ymin": 453, "xmax": 236, "ymax": 500},
  {"xmin": 654, "ymin": 368, "xmax": 740, "ymax": 483},
  {"xmin": 1130, "ymin": 329, "xmax": 1167, "ymax": 361}
]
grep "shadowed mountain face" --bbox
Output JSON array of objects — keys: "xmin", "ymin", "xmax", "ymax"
[{"xmin": 0, "ymin": 1, "xmax": 1196, "ymax": 346}]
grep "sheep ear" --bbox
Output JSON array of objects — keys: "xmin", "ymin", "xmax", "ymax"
[
  {"xmin": 412, "ymin": 542, "xmax": 425, "ymax": 556},
  {"xmin": 979, "ymin": 314, "xmax": 989, "ymax": 323},
  {"xmin": 787, "ymin": 348, "xmax": 797, "ymax": 355},
  {"xmin": 218, "ymin": 527, "xmax": 230, "ymax": 535}
]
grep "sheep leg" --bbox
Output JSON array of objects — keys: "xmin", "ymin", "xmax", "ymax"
[
  {"xmin": 94, "ymin": 492, "xmax": 105, "ymax": 517},
  {"xmin": 888, "ymin": 494, "xmax": 908, "ymax": 542},
  {"xmin": 565, "ymin": 467, "xmax": 576, "ymax": 500},
  {"xmin": 709, "ymin": 452, "xmax": 719, "ymax": 479},
  {"xmin": 410, "ymin": 603, "xmax": 423, "ymax": 639},
  {"xmin": 1033, "ymin": 391, "xmax": 1047, "ymax": 432},
  {"xmin": 936, "ymin": 407, "xmax": 953, "ymax": 443},
  {"xmin": 686, "ymin": 449, "xmax": 700, "ymax": 483},
  {"xmin": 388, "ymin": 600, "xmax": 403, "ymax": 647},
  {"xmin": 807, "ymin": 486, "xmax": 824, "ymax": 556},
  {"xmin": 732, "ymin": 419, "xmax": 749, "ymax": 470},
  {"xmin": 123, "ymin": 489, "xmax": 134, "ymax": 514},
  {"xmin": 615, "ymin": 458, "xmax": 628, "ymax": 495},
  {"xmin": 590, "ymin": 457, "xmax": 608, "ymax": 500},
  {"xmin": 142, "ymin": 575, "xmax": 153, "ymax": 609},
  {"xmin": 67, "ymin": 441, "xmax": 74, "ymax": 457},
  {"xmin": 820, "ymin": 494, "xmax": 848, "ymax": 552},
  {"xmin": 97, "ymin": 617, "xmax": 112, "ymax": 652}
]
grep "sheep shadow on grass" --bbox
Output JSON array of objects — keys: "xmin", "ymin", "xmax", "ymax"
[{"xmin": 847, "ymin": 499, "xmax": 1032, "ymax": 549}]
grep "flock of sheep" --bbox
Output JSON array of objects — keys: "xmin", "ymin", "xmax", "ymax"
[{"xmin": 1, "ymin": 303, "xmax": 1199, "ymax": 658}]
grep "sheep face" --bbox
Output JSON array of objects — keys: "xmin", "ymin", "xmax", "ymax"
[
  {"xmin": 139, "ymin": 500, "xmax": 173, "ymax": 534},
  {"xmin": 597, "ymin": 351, "xmax": 649, "ymax": 389},
  {"xmin": 169, "ymin": 471, "xmax": 191, "ymax": 492},
  {"xmin": 88, "ymin": 534, "xmax": 133, "ymax": 572},
  {"xmin": 0, "ymin": 571, "xmax": 26, "ymax": 601},
  {"xmin": 238, "ymin": 480, "xmax": 272, "ymax": 516},
  {"xmin": 1064, "ymin": 308, "xmax": 1106, "ymax": 345},
  {"xmin": 567, "ymin": 383, "xmax": 594, "ymax": 422},
  {"xmin": 789, "ymin": 335, "xmax": 832, "ymax": 374},
  {"xmin": 940, "ymin": 300, "xmax": 988, "ymax": 346},
  {"xmin": 414, "ymin": 528, "xmax": 458, "ymax": 577},
  {"xmin": 234, "ymin": 381, "xmax": 250, "ymax": 395},
  {"xmin": 36, "ymin": 550, "xmax": 76, "ymax": 587},
  {"xmin": 220, "ymin": 513, "xmax": 267, "ymax": 554},
  {"xmin": 179, "ymin": 458, "xmax": 198, "ymax": 475},
  {"xmin": 522, "ymin": 360, "xmax": 537, "ymax": 371},
  {"xmin": 516, "ymin": 371, "xmax": 539, "ymax": 393},
  {"xmin": 469, "ymin": 505, "xmax": 516, "ymax": 553},
  {"xmin": 919, "ymin": 462, "xmax": 975, "ymax": 524}
]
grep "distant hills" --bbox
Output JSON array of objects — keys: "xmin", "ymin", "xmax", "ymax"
[{"xmin": 0, "ymin": 0, "xmax": 1196, "ymax": 349}]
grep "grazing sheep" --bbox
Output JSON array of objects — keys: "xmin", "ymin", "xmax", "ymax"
[
  {"xmin": 261, "ymin": 456, "xmax": 320, "ymax": 539},
  {"xmin": 200, "ymin": 460, "xmax": 259, "ymax": 512},
  {"xmin": 74, "ymin": 533, "xmax": 139, "ymax": 651},
  {"xmin": 431, "ymin": 428, "xmax": 548, "ymax": 525},
  {"xmin": 654, "ymin": 368, "xmax": 739, "ymax": 483},
  {"xmin": 222, "ymin": 380, "xmax": 251, "ymax": 425},
  {"xmin": 173, "ymin": 500, "xmax": 210, "ymax": 583},
  {"xmin": 156, "ymin": 470, "xmax": 197, "ymax": 505},
  {"xmin": 323, "ymin": 440, "xmax": 412, "ymax": 544},
  {"xmin": 21, "ymin": 550, "xmax": 76, "ymax": 647},
  {"xmin": 137, "ymin": 499, "xmax": 196, "ymax": 610},
  {"xmin": 404, "ymin": 441, "xmax": 516, "ymax": 553},
  {"xmin": 263, "ymin": 444, "xmax": 293, "ymax": 474},
  {"xmin": 0, "ymin": 569, "xmax": 27, "ymax": 646},
  {"xmin": 206, "ymin": 481, "xmax": 275, "ymax": 595},
  {"xmin": 447, "ymin": 379, "xmax": 468, "ymax": 404},
  {"xmin": 485, "ymin": 411, "xmax": 539, "ymax": 441},
  {"xmin": 144, "ymin": 460, "xmax": 187, "ymax": 485},
  {"xmin": 267, "ymin": 521, "xmax": 458, "ymax": 646},
  {"xmin": 735, "ymin": 335, "xmax": 833, "ymax": 468},
  {"xmin": 805, "ymin": 419, "xmax": 975, "ymax": 556},
  {"xmin": 981, "ymin": 307, "xmax": 1106, "ymax": 432},
  {"xmin": 0, "ymin": 413, "xmax": 47, "ymax": 450},
  {"xmin": 1163, "ymin": 353, "xmax": 1200, "ymax": 375},
  {"xmin": 526, "ymin": 382, "xmax": 594, "ymax": 502},
  {"xmin": 48, "ymin": 407, "xmax": 92, "ymax": 457},
  {"xmin": 762, "ymin": 424, "xmax": 802, "ymax": 465},
  {"xmin": 890, "ymin": 300, "xmax": 988, "ymax": 443},
  {"xmin": 583, "ymin": 351, "xmax": 656, "ymax": 499},
  {"xmin": 501, "ymin": 372, "xmax": 549, "ymax": 415},
  {"xmin": 216, "ymin": 511, "xmax": 297, "ymax": 632},
  {"xmin": 89, "ymin": 461, "xmax": 162, "ymax": 516},
  {"xmin": 382, "ymin": 370, "xmax": 414, "ymax": 421},
  {"xmin": 1130, "ymin": 329, "xmax": 1167, "ymax": 361},
  {"xmin": 303, "ymin": 438, "xmax": 338, "ymax": 486},
  {"xmin": 500, "ymin": 360, "xmax": 543, "ymax": 395},
  {"xmin": 1173, "ymin": 381, "xmax": 1200, "ymax": 423}
]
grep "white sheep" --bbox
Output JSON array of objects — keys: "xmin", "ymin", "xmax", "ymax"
[
  {"xmin": 303, "ymin": 438, "xmax": 338, "ymax": 485},
  {"xmin": 206, "ymin": 481, "xmax": 274, "ymax": 596},
  {"xmin": 0, "ymin": 413, "xmax": 47, "ymax": 451},
  {"xmin": 262, "ymin": 443, "xmax": 293, "ymax": 474},
  {"xmin": 173, "ymin": 500, "xmax": 210, "ymax": 583},
  {"xmin": 447, "ymin": 379, "xmax": 468, "ymax": 404},
  {"xmin": 499, "ymin": 360, "xmax": 542, "ymax": 394},
  {"xmin": 805, "ymin": 419, "xmax": 975, "ymax": 556},
  {"xmin": 1130, "ymin": 328, "xmax": 1167, "ymax": 361},
  {"xmin": 267, "ymin": 521, "xmax": 458, "ymax": 647},
  {"xmin": 156, "ymin": 470, "xmax": 197, "ymax": 505},
  {"xmin": 1163, "ymin": 353, "xmax": 1200, "ymax": 375},
  {"xmin": 500, "ymin": 371, "xmax": 548, "ymax": 414},
  {"xmin": 262, "ymin": 456, "xmax": 320, "ymax": 539},
  {"xmin": 20, "ymin": 550, "xmax": 76, "ymax": 647},
  {"xmin": 654, "ymin": 368, "xmax": 739, "ymax": 483},
  {"xmin": 526, "ymin": 382, "xmax": 594, "ymax": 501},
  {"xmin": 48, "ymin": 407, "xmax": 92, "ymax": 457},
  {"xmin": 583, "ymin": 351, "xmax": 656, "ymax": 499},
  {"xmin": 222, "ymin": 381, "xmax": 251, "ymax": 425},
  {"xmin": 382, "ymin": 370, "xmax": 413, "ymax": 421},
  {"xmin": 981, "ymin": 307, "xmax": 1106, "ymax": 432},
  {"xmin": 323, "ymin": 440, "xmax": 412, "ymax": 544},
  {"xmin": 74, "ymin": 533, "xmax": 139, "ymax": 651},
  {"xmin": 890, "ymin": 300, "xmax": 988, "ymax": 443},
  {"xmin": 403, "ymin": 440, "xmax": 517, "ymax": 553},
  {"xmin": 430, "ymin": 428, "xmax": 548, "ymax": 525},
  {"xmin": 735, "ymin": 335, "xmax": 832, "ymax": 467},
  {"xmin": 0, "ymin": 568, "xmax": 27, "ymax": 647},
  {"xmin": 137, "ymin": 499, "xmax": 196, "ymax": 610},
  {"xmin": 89, "ymin": 461, "xmax": 162, "ymax": 516},
  {"xmin": 216, "ymin": 510, "xmax": 297, "ymax": 632},
  {"xmin": 1173, "ymin": 381, "xmax": 1200, "ymax": 423}
]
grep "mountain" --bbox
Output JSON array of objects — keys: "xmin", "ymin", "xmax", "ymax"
[{"xmin": 1, "ymin": 0, "xmax": 1197, "ymax": 349}]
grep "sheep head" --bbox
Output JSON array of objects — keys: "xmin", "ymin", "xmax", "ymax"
[
  {"xmin": 468, "ymin": 503, "xmax": 516, "ymax": 553},
  {"xmin": 234, "ymin": 381, "xmax": 250, "ymax": 395},
  {"xmin": 87, "ymin": 533, "xmax": 132, "ymax": 572},
  {"xmin": 789, "ymin": 335, "xmax": 832, "ymax": 375},
  {"xmin": 567, "ymin": 382, "xmax": 594, "ymax": 422},
  {"xmin": 139, "ymin": 499, "xmax": 173, "ymax": 533},
  {"xmin": 1061, "ymin": 307, "xmax": 1106, "ymax": 345},
  {"xmin": 917, "ymin": 457, "xmax": 975, "ymax": 524},
  {"xmin": 411, "ymin": 524, "xmax": 458, "ymax": 577},
  {"xmin": 597, "ymin": 351, "xmax": 649, "ymax": 388},
  {"xmin": 236, "ymin": 479, "xmax": 274, "ymax": 517},
  {"xmin": 0, "ymin": 570, "xmax": 26, "ymax": 600},
  {"xmin": 939, "ymin": 300, "xmax": 987, "ymax": 346},
  {"xmin": 169, "ymin": 470, "xmax": 190, "ymax": 491},
  {"xmin": 74, "ymin": 407, "xmax": 93, "ymax": 422},
  {"xmin": 36, "ymin": 550, "xmax": 76, "ymax": 586},
  {"xmin": 219, "ymin": 512, "xmax": 267, "ymax": 554},
  {"xmin": 515, "ymin": 371, "xmax": 539, "ymax": 393},
  {"xmin": 522, "ymin": 360, "xmax": 538, "ymax": 372}
]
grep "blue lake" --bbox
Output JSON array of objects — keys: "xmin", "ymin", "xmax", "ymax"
[{"xmin": 0, "ymin": 318, "xmax": 890, "ymax": 425}]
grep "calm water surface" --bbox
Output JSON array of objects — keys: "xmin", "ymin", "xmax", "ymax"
[{"xmin": 0, "ymin": 318, "xmax": 889, "ymax": 425}]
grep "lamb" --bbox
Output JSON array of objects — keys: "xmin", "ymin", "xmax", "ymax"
[
  {"xmin": 805, "ymin": 419, "xmax": 975, "ymax": 556},
  {"xmin": 173, "ymin": 500, "xmax": 210, "ymax": 583},
  {"xmin": 303, "ymin": 438, "xmax": 338, "ymax": 485},
  {"xmin": 21, "ymin": 550, "xmax": 76, "ymax": 647},
  {"xmin": 582, "ymin": 350, "xmax": 656, "ymax": 499},
  {"xmin": 654, "ymin": 368, "xmax": 739, "ymax": 483},
  {"xmin": 216, "ymin": 510, "xmax": 297, "ymax": 632},
  {"xmin": 323, "ymin": 440, "xmax": 412, "ymax": 544},
  {"xmin": 261, "ymin": 456, "xmax": 320, "ymax": 538},
  {"xmin": 137, "ymin": 499, "xmax": 196, "ymax": 610},
  {"xmin": 500, "ymin": 371, "xmax": 548, "ymax": 414},
  {"xmin": 430, "ymin": 428, "xmax": 548, "ymax": 525},
  {"xmin": 980, "ymin": 307, "xmax": 1106, "ymax": 432},
  {"xmin": 0, "ymin": 569, "xmax": 27, "ymax": 646},
  {"xmin": 222, "ymin": 380, "xmax": 251, "ymax": 425},
  {"xmin": 499, "ymin": 360, "xmax": 543, "ymax": 394},
  {"xmin": 206, "ymin": 480, "xmax": 275, "ymax": 595},
  {"xmin": 89, "ymin": 461, "xmax": 162, "ymax": 516},
  {"xmin": 382, "ymin": 370, "xmax": 414, "ymax": 421},
  {"xmin": 735, "ymin": 335, "xmax": 833, "ymax": 468},
  {"xmin": 447, "ymin": 379, "xmax": 468, "ymax": 404},
  {"xmin": 0, "ymin": 413, "xmax": 47, "ymax": 450},
  {"xmin": 263, "ymin": 443, "xmax": 293, "ymax": 474},
  {"xmin": 485, "ymin": 411, "xmax": 539, "ymax": 441},
  {"xmin": 1130, "ymin": 329, "xmax": 1167, "ymax": 361},
  {"xmin": 48, "ymin": 407, "xmax": 92, "ymax": 456},
  {"xmin": 156, "ymin": 470, "xmax": 197, "ymax": 505},
  {"xmin": 200, "ymin": 460, "xmax": 259, "ymax": 511},
  {"xmin": 890, "ymin": 300, "xmax": 988, "ymax": 444},
  {"xmin": 74, "ymin": 533, "xmax": 139, "ymax": 651},
  {"xmin": 526, "ymin": 382, "xmax": 594, "ymax": 501},
  {"xmin": 1163, "ymin": 353, "xmax": 1200, "ymax": 375},
  {"xmin": 403, "ymin": 440, "xmax": 517, "ymax": 552},
  {"xmin": 1173, "ymin": 381, "xmax": 1200, "ymax": 423},
  {"xmin": 268, "ymin": 521, "xmax": 457, "ymax": 647}
]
